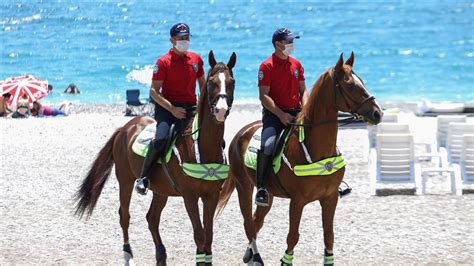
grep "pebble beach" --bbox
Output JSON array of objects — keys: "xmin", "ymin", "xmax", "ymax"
[{"xmin": 1, "ymin": 103, "xmax": 473, "ymax": 264}]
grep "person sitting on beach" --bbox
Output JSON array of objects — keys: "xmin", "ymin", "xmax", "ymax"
[
  {"xmin": 64, "ymin": 83, "xmax": 80, "ymax": 94},
  {"xmin": 254, "ymin": 28, "xmax": 308, "ymax": 206},
  {"xmin": 31, "ymin": 100, "xmax": 71, "ymax": 117},
  {"xmin": 0, "ymin": 93, "xmax": 13, "ymax": 117},
  {"xmin": 12, "ymin": 93, "xmax": 32, "ymax": 118},
  {"xmin": 134, "ymin": 22, "xmax": 205, "ymax": 195}
]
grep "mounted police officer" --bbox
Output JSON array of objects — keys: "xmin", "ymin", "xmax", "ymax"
[
  {"xmin": 135, "ymin": 23, "xmax": 205, "ymax": 195},
  {"xmin": 255, "ymin": 28, "xmax": 309, "ymax": 206}
]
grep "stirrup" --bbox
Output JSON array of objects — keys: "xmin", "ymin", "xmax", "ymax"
[
  {"xmin": 255, "ymin": 188, "xmax": 269, "ymax": 207},
  {"xmin": 135, "ymin": 177, "xmax": 149, "ymax": 195},
  {"xmin": 338, "ymin": 181, "xmax": 352, "ymax": 198}
]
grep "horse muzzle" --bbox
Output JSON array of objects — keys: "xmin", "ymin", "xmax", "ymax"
[
  {"xmin": 365, "ymin": 109, "xmax": 382, "ymax": 125},
  {"xmin": 214, "ymin": 107, "xmax": 227, "ymax": 122}
]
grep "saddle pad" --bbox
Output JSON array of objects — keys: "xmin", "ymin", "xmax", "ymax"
[
  {"xmin": 132, "ymin": 122, "xmax": 173, "ymax": 163},
  {"xmin": 243, "ymin": 128, "xmax": 283, "ymax": 173},
  {"xmin": 182, "ymin": 163, "xmax": 229, "ymax": 181},
  {"xmin": 293, "ymin": 155, "xmax": 346, "ymax": 176}
]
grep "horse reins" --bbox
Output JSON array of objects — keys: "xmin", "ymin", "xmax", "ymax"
[{"xmin": 289, "ymin": 67, "xmax": 375, "ymax": 129}]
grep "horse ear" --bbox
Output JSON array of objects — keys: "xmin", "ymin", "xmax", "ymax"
[
  {"xmin": 209, "ymin": 50, "xmax": 217, "ymax": 68},
  {"xmin": 227, "ymin": 52, "xmax": 237, "ymax": 69},
  {"xmin": 335, "ymin": 53, "xmax": 344, "ymax": 73},
  {"xmin": 345, "ymin": 51, "xmax": 354, "ymax": 67}
]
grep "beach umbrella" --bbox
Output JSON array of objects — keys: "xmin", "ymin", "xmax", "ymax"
[{"xmin": 0, "ymin": 75, "xmax": 49, "ymax": 104}]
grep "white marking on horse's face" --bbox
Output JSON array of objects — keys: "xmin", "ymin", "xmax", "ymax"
[
  {"xmin": 352, "ymin": 73, "xmax": 364, "ymax": 89},
  {"xmin": 214, "ymin": 72, "xmax": 228, "ymax": 122}
]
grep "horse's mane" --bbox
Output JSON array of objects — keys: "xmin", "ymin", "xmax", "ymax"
[{"xmin": 296, "ymin": 69, "xmax": 330, "ymax": 124}]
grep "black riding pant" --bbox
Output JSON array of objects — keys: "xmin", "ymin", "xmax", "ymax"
[
  {"xmin": 260, "ymin": 108, "xmax": 300, "ymax": 156},
  {"xmin": 153, "ymin": 103, "xmax": 195, "ymax": 154}
]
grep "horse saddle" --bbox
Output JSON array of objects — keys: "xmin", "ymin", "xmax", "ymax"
[
  {"xmin": 244, "ymin": 126, "xmax": 293, "ymax": 173},
  {"xmin": 132, "ymin": 122, "xmax": 178, "ymax": 164},
  {"xmin": 244, "ymin": 125, "xmax": 347, "ymax": 177},
  {"xmin": 132, "ymin": 118, "xmax": 229, "ymax": 181}
]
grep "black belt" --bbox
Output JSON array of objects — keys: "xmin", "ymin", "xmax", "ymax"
[{"xmin": 262, "ymin": 107, "xmax": 301, "ymax": 117}]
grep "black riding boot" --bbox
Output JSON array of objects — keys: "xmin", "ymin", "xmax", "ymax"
[
  {"xmin": 255, "ymin": 150, "xmax": 272, "ymax": 206},
  {"xmin": 135, "ymin": 142, "xmax": 161, "ymax": 195}
]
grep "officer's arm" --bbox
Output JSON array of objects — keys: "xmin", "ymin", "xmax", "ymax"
[
  {"xmin": 299, "ymin": 80, "xmax": 309, "ymax": 107},
  {"xmin": 259, "ymin": 86, "xmax": 285, "ymax": 119},
  {"xmin": 150, "ymin": 80, "xmax": 173, "ymax": 112},
  {"xmin": 198, "ymin": 75, "xmax": 206, "ymax": 92}
]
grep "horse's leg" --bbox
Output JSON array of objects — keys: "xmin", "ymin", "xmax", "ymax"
[
  {"xmin": 117, "ymin": 168, "xmax": 135, "ymax": 266},
  {"xmin": 146, "ymin": 193, "xmax": 168, "ymax": 265},
  {"xmin": 182, "ymin": 195, "xmax": 206, "ymax": 265},
  {"xmin": 235, "ymin": 182, "xmax": 264, "ymax": 265},
  {"xmin": 253, "ymin": 195, "xmax": 274, "ymax": 234},
  {"xmin": 280, "ymin": 199, "xmax": 305, "ymax": 266},
  {"xmin": 202, "ymin": 193, "xmax": 219, "ymax": 265},
  {"xmin": 319, "ymin": 193, "xmax": 339, "ymax": 265}
]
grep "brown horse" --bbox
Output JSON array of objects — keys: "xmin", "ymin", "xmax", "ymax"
[
  {"xmin": 217, "ymin": 53, "xmax": 382, "ymax": 265},
  {"xmin": 75, "ymin": 51, "xmax": 237, "ymax": 265}
]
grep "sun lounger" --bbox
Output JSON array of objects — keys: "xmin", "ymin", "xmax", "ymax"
[{"xmin": 369, "ymin": 133, "xmax": 462, "ymax": 196}]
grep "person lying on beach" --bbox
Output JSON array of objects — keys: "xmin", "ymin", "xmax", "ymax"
[
  {"xmin": 12, "ymin": 93, "xmax": 32, "ymax": 118},
  {"xmin": 31, "ymin": 101, "xmax": 71, "ymax": 117},
  {"xmin": 64, "ymin": 83, "xmax": 80, "ymax": 94},
  {"xmin": 0, "ymin": 93, "xmax": 13, "ymax": 117}
]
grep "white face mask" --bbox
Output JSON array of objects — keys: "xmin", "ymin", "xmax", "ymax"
[
  {"xmin": 175, "ymin": 40, "xmax": 190, "ymax": 52},
  {"xmin": 283, "ymin": 43, "xmax": 294, "ymax": 56}
]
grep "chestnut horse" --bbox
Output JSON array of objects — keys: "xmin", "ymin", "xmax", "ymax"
[
  {"xmin": 75, "ymin": 51, "xmax": 236, "ymax": 265},
  {"xmin": 217, "ymin": 53, "xmax": 382, "ymax": 265}
]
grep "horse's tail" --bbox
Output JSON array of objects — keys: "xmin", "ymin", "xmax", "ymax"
[
  {"xmin": 216, "ymin": 172, "xmax": 236, "ymax": 217},
  {"xmin": 74, "ymin": 128, "xmax": 121, "ymax": 219}
]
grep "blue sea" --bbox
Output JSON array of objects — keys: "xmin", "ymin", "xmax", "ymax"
[{"xmin": 1, "ymin": 1, "xmax": 473, "ymax": 104}]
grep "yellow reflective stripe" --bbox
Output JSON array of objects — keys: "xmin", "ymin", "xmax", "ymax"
[
  {"xmin": 192, "ymin": 115, "xmax": 199, "ymax": 141},
  {"xmin": 324, "ymin": 255, "xmax": 334, "ymax": 264},
  {"xmin": 293, "ymin": 155, "xmax": 346, "ymax": 176},
  {"xmin": 299, "ymin": 126, "xmax": 305, "ymax": 142},
  {"xmin": 205, "ymin": 254, "xmax": 212, "ymax": 264},
  {"xmin": 196, "ymin": 253, "xmax": 206, "ymax": 263},
  {"xmin": 281, "ymin": 251, "xmax": 294, "ymax": 264},
  {"xmin": 182, "ymin": 163, "xmax": 229, "ymax": 180}
]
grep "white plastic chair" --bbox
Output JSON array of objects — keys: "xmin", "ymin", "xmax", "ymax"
[
  {"xmin": 369, "ymin": 133, "xmax": 421, "ymax": 195},
  {"xmin": 459, "ymin": 134, "xmax": 474, "ymax": 183},
  {"xmin": 436, "ymin": 115, "xmax": 467, "ymax": 149},
  {"xmin": 367, "ymin": 114, "xmax": 398, "ymax": 148},
  {"xmin": 370, "ymin": 133, "xmax": 462, "ymax": 196},
  {"xmin": 445, "ymin": 122, "xmax": 474, "ymax": 164}
]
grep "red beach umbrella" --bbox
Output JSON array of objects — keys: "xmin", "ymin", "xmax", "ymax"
[{"xmin": 0, "ymin": 75, "xmax": 49, "ymax": 104}]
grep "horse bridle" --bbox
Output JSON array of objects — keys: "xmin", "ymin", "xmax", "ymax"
[
  {"xmin": 207, "ymin": 68, "xmax": 234, "ymax": 119},
  {"xmin": 289, "ymin": 67, "xmax": 375, "ymax": 128},
  {"xmin": 332, "ymin": 67, "xmax": 375, "ymax": 116}
]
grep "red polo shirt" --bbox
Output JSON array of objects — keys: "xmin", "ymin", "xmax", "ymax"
[
  {"xmin": 258, "ymin": 53, "xmax": 305, "ymax": 110},
  {"xmin": 152, "ymin": 49, "xmax": 204, "ymax": 104}
]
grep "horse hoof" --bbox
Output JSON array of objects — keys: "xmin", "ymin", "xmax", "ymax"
[
  {"xmin": 252, "ymin": 253, "xmax": 264, "ymax": 266},
  {"xmin": 243, "ymin": 247, "xmax": 253, "ymax": 263},
  {"xmin": 155, "ymin": 244, "xmax": 167, "ymax": 265},
  {"xmin": 123, "ymin": 244, "xmax": 135, "ymax": 265},
  {"xmin": 156, "ymin": 256, "xmax": 167, "ymax": 266}
]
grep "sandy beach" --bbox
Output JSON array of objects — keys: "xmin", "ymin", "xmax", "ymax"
[{"xmin": 1, "ymin": 103, "xmax": 473, "ymax": 265}]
